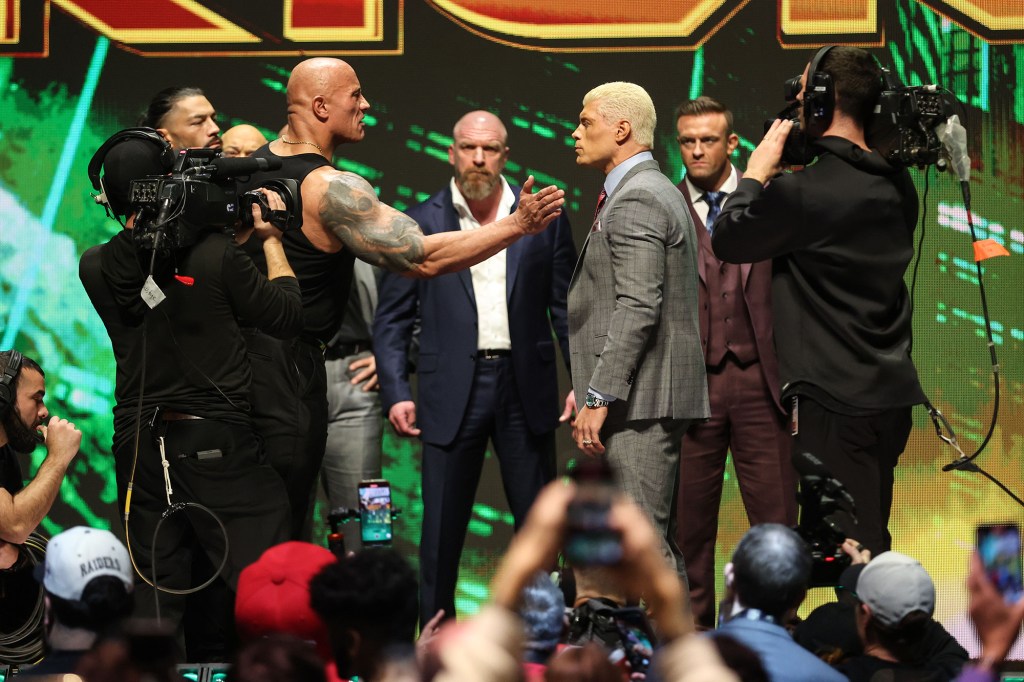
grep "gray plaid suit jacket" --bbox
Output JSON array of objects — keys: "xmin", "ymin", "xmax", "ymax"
[{"xmin": 568, "ymin": 159, "xmax": 710, "ymax": 422}]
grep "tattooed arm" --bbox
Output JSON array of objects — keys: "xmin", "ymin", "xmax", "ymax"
[{"xmin": 316, "ymin": 170, "xmax": 564, "ymax": 278}]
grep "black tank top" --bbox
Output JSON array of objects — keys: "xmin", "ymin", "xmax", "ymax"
[{"xmin": 239, "ymin": 144, "xmax": 355, "ymax": 343}]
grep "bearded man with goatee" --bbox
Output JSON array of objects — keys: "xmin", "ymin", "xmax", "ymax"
[
  {"xmin": 374, "ymin": 111, "xmax": 577, "ymax": 627},
  {"xmin": 0, "ymin": 350, "xmax": 81, "ymax": 570}
]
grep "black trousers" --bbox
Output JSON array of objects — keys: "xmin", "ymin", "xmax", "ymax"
[
  {"xmin": 791, "ymin": 396, "xmax": 913, "ymax": 556},
  {"xmin": 244, "ymin": 332, "xmax": 329, "ymax": 539},
  {"xmin": 115, "ymin": 418, "xmax": 289, "ymax": 651}
]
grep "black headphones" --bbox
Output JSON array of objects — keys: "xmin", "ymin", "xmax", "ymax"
[
  {"xmin": 802, "ymin": 45, "xmax": 836, "ymax": 138},
  {"xmin": 88, "ymin": 128, "xmax": 176, "ymax": 223},
  {"xmin": 88, "ymin": 127, "xmax": 175, "ymax": 192},
  {"xmin": 0, "ymin": 350, "xmax": 24, "ymax": 415}
]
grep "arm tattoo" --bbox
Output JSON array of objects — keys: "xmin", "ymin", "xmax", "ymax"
[{"xmin": 319, "ymin": 172, "xmax": 426, "ymax": 272}]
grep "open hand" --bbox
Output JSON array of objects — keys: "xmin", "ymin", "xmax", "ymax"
[{"xmin": 512, "ymin": 176, "xmax": 565, "ymax": 235}]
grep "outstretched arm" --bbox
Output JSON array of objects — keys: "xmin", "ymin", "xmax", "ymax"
[{"xmin": 317, "ymin": 171, "xmax": 564, "ymax": 278}]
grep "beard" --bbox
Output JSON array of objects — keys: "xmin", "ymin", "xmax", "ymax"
[
  {"xmin": 456, "ymin": 169, "xmax": 500, "ymax": 201},
  {"xmin": 2, "ymin": 409, "xmax": 40, "ymax": 453}
]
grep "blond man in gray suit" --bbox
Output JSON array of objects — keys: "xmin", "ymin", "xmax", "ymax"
[{"xmin": 568, "ymin": 82, "xmax": 710, "ymax": 581}]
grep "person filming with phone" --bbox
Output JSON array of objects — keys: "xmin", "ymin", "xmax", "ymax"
[{"xmin": 0, "ymin": 350, "xmax": 82, "ymax": 571}]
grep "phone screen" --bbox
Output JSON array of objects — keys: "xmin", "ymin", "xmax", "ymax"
[
  {"xmin": 977, "ymin": 523, "xmax": 1024, "ymax": 604},
  {"xmin": 565, "ymin": 457, "xmax": 622, "ymax": 566},
  {"xmin": 359, "ymin": 479, "xmax": 393, "ymax": 546}
]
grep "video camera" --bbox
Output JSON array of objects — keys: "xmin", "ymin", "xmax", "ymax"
[
  {"xmin": 868, "ymin": 73, "xmax": 960, "ymax": 168},
  {"xmin": 793, "ymin": 451, "xmax": 858, "ymax": 587},
  {"xmin": 129, "ymin": 148, "xmax": 303, "ymax": 251},
  {"xmin": 769, "ymin": 53, "xmax": 958, "ymax": 168}
]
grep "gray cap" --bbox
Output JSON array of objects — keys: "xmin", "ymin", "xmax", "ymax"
[{"xmin": 856, "ymin": 551, "xmax": 934, "ymax": 627}]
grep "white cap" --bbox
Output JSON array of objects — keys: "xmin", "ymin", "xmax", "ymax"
[{"xmin": 36, "ymin": 526, "xmax": 133, "ymax": 601}]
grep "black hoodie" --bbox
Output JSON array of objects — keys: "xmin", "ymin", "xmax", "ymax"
[
  {"xmin": 711, "ymin": 136, "xmax": 925, "ymax": 413},
  {"xmin": 80, "ymin": 230, "xmax": 302, "ymax": 450}
]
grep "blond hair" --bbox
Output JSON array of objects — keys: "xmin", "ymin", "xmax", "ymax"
[{"xmin": 583, "ymin": 82, "xmax": 656, "ymax": 148}]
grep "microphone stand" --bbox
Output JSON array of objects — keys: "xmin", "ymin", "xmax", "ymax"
[{"xmin": 931, "ymin": 126, "xmax": 1016, "ymax": 506}]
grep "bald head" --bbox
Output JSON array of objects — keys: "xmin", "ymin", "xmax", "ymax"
[
  {"xmin": 288, "ymin": 58, "xmax": 355, "ymax": 101},
  {"xmin": 453, "ymin": 110, "xmax": 508, "ymax": 145},
  {"xmin": 221, "ymin": 125, "xmax": 268, "ymax": 158},
  {"xmin": 284, "ymin": 58, "xmax": 369, "ymax": 148}
]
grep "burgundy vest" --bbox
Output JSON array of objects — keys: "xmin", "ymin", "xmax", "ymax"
[{"xmin": 695, "ymin": 218, "xmax": 758, "ymax": 367}]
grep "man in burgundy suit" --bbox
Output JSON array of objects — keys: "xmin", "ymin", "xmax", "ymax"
[{"xmin": 673, "ymin": 96, "xmax": 796, "ymax": 629}]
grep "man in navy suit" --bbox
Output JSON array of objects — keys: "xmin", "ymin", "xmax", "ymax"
[{"xmin": 374, "ymin": 111, "xmax": 576, "ymax": 626}]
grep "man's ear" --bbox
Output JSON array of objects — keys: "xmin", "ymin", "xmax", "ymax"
[
  {"xmin": 156, "ymin": 128, "xmax": 174, "ymax": 148},
  {"xmin": 312, "ymin": 95, "xmax": 329, "ymax": 121},
  {"xmin": 726, "ymin": 132, "xmax": 740, "ymax": 156},
  {"xmin": 346, "ymin": 628, "xmax": 361, "ymax": 659},
  {"xmin": 331, "ymin": 627, "xmax": 360, "ymax": 677},
  {"xmin": 614, "ymin": 119, "xmax": 632, "ymax": 145}
]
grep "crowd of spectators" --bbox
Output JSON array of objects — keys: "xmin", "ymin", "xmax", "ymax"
[{"xmin": 6, "ymin": 479, "xmax": 1024, "ymax": 682}]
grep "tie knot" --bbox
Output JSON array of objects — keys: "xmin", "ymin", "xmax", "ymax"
[{"xmin": 702, "ymin": 190, "xmax": 725, "ymax": 236}]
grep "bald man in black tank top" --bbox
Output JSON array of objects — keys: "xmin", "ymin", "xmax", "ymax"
[{"xmin": 238, "ymin": 58, "xmax": 566, "ymax": 539}]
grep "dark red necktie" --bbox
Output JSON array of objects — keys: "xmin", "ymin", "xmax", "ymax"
[{"xmin": 593, "ymin": 189, "xmax": 608, "ymax": 221}]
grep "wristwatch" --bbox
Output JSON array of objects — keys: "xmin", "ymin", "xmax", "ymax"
[{"xmin": 585, "ymin": 392, "xmax": 610, "ymax": 409}]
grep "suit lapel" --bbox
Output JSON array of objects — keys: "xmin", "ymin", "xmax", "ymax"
[
  {"xmin": 570, "ymin": 160, "xmax": 658, "ymax": 288},
  {"xmin": 569, "ymin": 187, "xmax": 609, "ymax": 287},
  {"xmin": 505, "ymin": 191, "xmax": 523, "ymax": 301},
  {"xmin": 731, "ymin": 170, "xmax": 752, "ymax": 288},
  {"xmin": 680, "ymin": 184, "xmax": 707, "ymax": 285},
  {"xmin": 438, "ymin": 192, "xmax": 477, "ymax": 306}
]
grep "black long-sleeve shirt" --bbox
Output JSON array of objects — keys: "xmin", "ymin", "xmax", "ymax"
[
  {"xmin": 712, "ymin": 136, "xmax": 925, "ymax": 413},
  {"xmin": 80, "ymin": 230, "xmax": 303, "ymax": 450}
]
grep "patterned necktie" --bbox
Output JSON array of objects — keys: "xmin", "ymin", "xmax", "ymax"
[{"xmin": 704, "ymin": 190, "xmax": 725, "ymax": 235}]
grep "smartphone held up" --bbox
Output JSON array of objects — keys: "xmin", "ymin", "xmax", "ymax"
[
  {"xmin": 359, "ymin": 478, "xmax": 394, "ymax": 547},
  {"xmin": 977, "ymin": 523, "xmax": 1024, "ymax": 605},
  {"xmin": 565, "ymin": 457, "xmax": 623, "ymax": 566}
]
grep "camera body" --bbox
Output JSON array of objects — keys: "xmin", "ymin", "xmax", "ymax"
[
  {"xmin": 793, "ymin": 451, "xmax": 857, "ymax": 587},
  {"xmin": 868, "ymin": 80, "xmax": 958, "ymax": 167},
  {"xmin": 128, "ymin": 148, "xmax": 301, "ymax": 251},
  {"xmin": 769, "ymin": 57, "xmax": 957, "ymax": 168}
]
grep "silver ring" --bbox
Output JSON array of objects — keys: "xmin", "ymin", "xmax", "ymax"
[{"xmin": 582, "ymin": 439, "xmax": 593, "ymax": 445}]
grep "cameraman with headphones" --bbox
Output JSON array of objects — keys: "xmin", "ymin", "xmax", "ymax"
[
  {"xmin": 79, "ymin": 131, "xmax": 302, "ymax": 656},
  {"xmin": 0, "ymin": 350, "xmax": 82, "ymax": 570},
  {"xmin": 712, "ymin": 46, "xmax": 925, "ymax": 558}
]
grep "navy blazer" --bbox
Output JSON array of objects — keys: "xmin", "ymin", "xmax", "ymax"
[
  {"xmin": 374, "ymin": 184, "xmax": 576, "ymax": 447},
  {"xmin": 711, "ymin": 617, "xmax": 846, "ymax": 682}
]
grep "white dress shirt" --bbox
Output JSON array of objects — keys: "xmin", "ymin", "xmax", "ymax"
[{"xmin": 450, "ymin": 176, "xmax": 516, "ymax": 351}]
